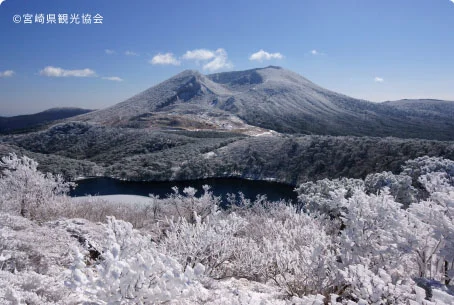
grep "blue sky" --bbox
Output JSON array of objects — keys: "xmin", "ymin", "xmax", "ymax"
[{"xmin": 1, "ymin": 0, "xmax": 454, "ymax": 115}]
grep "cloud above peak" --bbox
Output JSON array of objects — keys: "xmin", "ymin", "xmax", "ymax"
[
  {"xmin": 39, "ymin": 66, "xmax": 96, "ymax": 78},
  {"xmin": 181, "ymin": 48, "xmax": 232, "ymax": 71},
  {"xmin": 182, "ymin": 49, "xmax": 215, "ymax": 61},
  {"xmin": 149, "ymin": 48, "xmax": 233, "ymax": 71},
  {"xmin": 249, "ymin": 50, "xmax": 284, "ymax": 62},
  {"xmin": 150, "ymin": 53, "xmax": 181, "ymax": 66},
  {"xmin": 202, "ymin": 48, "xmax": 232, "ymax": 71}
]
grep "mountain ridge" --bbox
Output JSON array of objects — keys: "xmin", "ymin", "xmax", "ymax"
[
  {"xmin": 72, "ymin": 67, "xmax": 454, "ymax": 140},
  {"xmin": 0, "ymin": 107, "xmax": 93, "ymax": 134}
]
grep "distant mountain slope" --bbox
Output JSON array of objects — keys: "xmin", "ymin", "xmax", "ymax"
[
  {"xmin": 73, "ymin": 67, "xmax": 454, "ymax": 140},
  {"xmin": 383, "ymin": 99, "xmax": 454, "ymax": 120},
  {"xmin": 0, "ymin": 107, "xmax": 93, "ymax": 134}
]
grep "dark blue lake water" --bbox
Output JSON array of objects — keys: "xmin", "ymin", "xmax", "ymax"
[{"xmin": 70, "ymin": 177, "xmax": 298, "ymax": 204}]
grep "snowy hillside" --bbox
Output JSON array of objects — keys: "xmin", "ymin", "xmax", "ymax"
[
  {"xmin": 384, "ymin": 99, "xmax": 454, "ymax": 120},
  {"xmin": 2, "ymin": 153, "xmax": 454, "ymax": 304},
  {"xmin": 73, "ymin": 66, "xmax": 454, "ymax": 140},
  {"xmin": 3, "ymin": 123, "xmax": 454, "ymax": 183}
]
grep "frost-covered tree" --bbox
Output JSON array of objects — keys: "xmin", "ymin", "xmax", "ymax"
[
  {"xmin": 296, "ymin": 178, "xmax": 364, "ymax": 237},
  {"xmin": 161, "ymin": 185, "xmax": 221, "ymax": 224},
  {"xmin": 228, "ymin": 201, "xmax": 339, "ymax": 297},
  {"xmin": 67, "ymin": 216, "xmax": 205, "ymax": 304},
  {"xmin": 365, "ymin": 171, "xmax": 417, "ymax": 206},
  {"xmin": 407, "ymin": 201, "xmax": 447, "ymax": 279},
  {"xmin": 337, "ymin": 264, "xmax": 417, "ymax": 305},
  {"xmin": 257, "ymin": 210, "xmax": 338, "ymax": 297},
  {"xmin": 160, "ymin": 211, "xmax": 249, "ymax": 278},
  {"xmin": 0, "ymin": 153, "xmax": 74, "ymax": 220},
  {"xmin": 337, "ymin": 189, "xmax": 413, "ymax": 273},
  {"xmin": 407, "ymin": 172, "xmax": 454, "ymax": 283},
  {"xmin": 296, "ymin": 178, "xmax": 365, "ymax": 214},
  {"xmin": 402, "ymin": 156, "xmax": 454, "ymax": 183},
  {"xmin": 402, "ymin": 156, "xmax": 454, "ymax": 199}
]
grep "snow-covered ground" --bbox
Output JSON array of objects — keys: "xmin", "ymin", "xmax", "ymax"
[
  {"xmin": 1, "ymin": 210, "xmax": 453, "ymax": 305},
  {"xmin": 71, "ymin": 194, "xmax": 153, "ymax": 205},
  {"xmin": 2, "ymin": 154, "xmax": 454, "ymax": 304}
]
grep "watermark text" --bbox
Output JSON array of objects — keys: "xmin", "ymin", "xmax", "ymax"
[{"xmin": 13, "ymin": 13, "xmax": 103, "ymax": 24}]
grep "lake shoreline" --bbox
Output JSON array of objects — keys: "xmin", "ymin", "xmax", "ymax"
[
  {"xmin": 70, "ymin": 176, "xmax": 299, "ymax": 205},
  {"xmin": 72, "ymin": 175, "xmax": 297, "ymax": 187}
]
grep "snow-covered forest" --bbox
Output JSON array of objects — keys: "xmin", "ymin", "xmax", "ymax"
[
  {"xmin": 4, "ymin": 121, "xmax": 454, "ymax": 185},
  {"xmin": 1, "ymin": 153, "xmax": 454, "ymax": 304}
]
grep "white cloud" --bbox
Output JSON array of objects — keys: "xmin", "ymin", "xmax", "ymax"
[
  {"xmin": 182, "ymin": 48, "xmax": 232, "ymax": 71},
  {"xmin": 150, "ymin": 53, "xmax": 181, "ymax": 66},
  {"xmin": 310, "ymin": 49, "xmax": 327, "ymax": 56},
  {"xmin": 374, "ymin": 77, "xmax": 384, "ymax": 83},
  {"xmin": 105, "ymin": 49, "xmax": 116, "ymax": 55},
  {"xmin": 150, "ymin": 48, "xmax": 232, "ymax": 71},
  {"xmin": 39, "ymin": 66, "xmax": 96, "ymax": 77},
  {"xmin": 249, "ymin": 49, "xmax": 284, "ymax": 62},
  {"xmin": 102, "ymin": 76, "xmax": 123, "ymax": 82},
  {"xmin": 125, "ymin": 50, "xmax": 139, "ymax": 56},
  {"xmin": 0, "ymin": 70, "xmax": 14, "ymax": 78},
  {"xmin": 202, "ymin": 48, "xmax": 233, "ymax": 71},
  {"xmin": 182, "ymin": 49, "xmax": 215, "ymax": 61}
]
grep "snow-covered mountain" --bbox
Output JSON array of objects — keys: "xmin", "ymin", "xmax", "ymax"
[
  {"xmin": 72, "ymin": 66, "xmax": 454, "ymax": 140},
  {"xmin": 384, "ymin": 99, "xmax": 454, "ymax": 120}
]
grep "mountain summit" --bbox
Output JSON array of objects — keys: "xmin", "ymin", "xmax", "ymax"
[{"xmin": 74, "ymin": 67, "xmax": 454, "ymax": 140}]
